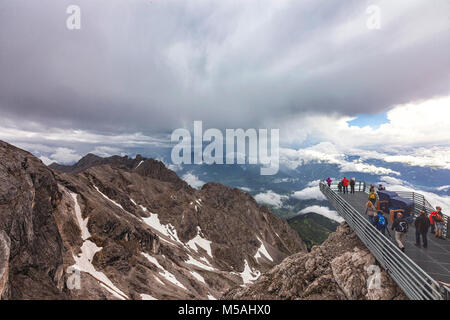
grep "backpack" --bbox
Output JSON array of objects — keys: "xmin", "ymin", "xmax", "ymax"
[
  {"xmin": 369, "ymin": 193, "xmax": 376, "ymax": 200},
  {"xmin": 429, "ymin": 211, "xmax": 438, "ymax": 224},
  {"xmin": 397, "ymin": 220, "xmax": 408, "ymax": 233},
  {"xmin": 377, "ymin": 215, "xmax": 386, "ymax": 229}
]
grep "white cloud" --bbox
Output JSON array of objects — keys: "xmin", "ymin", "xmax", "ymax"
[
  {"xmin": 436, "ymin": 185, "xmax": 450, "ymax": 191},
  {"xmin": 254, "ymin": 190, "xmax": 288, "ymax": 208},
  {"xmin": 292, "ymin": 186, "xmax": 326, "ymax": 201},
  {"xmin": 39, "ymin": 147, "xmax": 82, "ymax": 165},
  {"xmin": 167, "ymin": 163, "xmax": 183, "ymax": 172},
  {"xmin": 39, "ymin": 156, "xmax": 53, "ymax": 166},
  {"xmin": 90, "ymin": 146, "xmax": 124, "ymax": 158},
  {"xmin": 307, "ymin": 180, "xmax": 321, "ymax": 187},
  {"xmin": 298, "ymin": 205, "xmax": 344, "ymax": 223},
  {"xmin": 278, "ymin": 96, "xmax": 450, "ymax": 171},
  {"xmin": 182, "ymin": 173, "xmax": 206, "ymax": 189},
  {"xmin": 0, "ymin": 123, "xmax": 170, "ymax": 148},
  {"xmin": 379, "ymin": 176, "xmax": 406, "ymax": 186},
  {"xmin": 280, "ymin": 142, "xmax": 400, "ymax": 176}
]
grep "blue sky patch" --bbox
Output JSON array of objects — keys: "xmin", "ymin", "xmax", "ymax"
[{"xmin": 348, "ymin": 112, "xmax": 390, "ymax": 129}]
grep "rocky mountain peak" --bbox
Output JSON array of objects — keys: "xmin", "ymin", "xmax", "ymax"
[
  {"xmin": 223, "ymin": 223, "xmax": 407, "ymax": 300},
  {"xmin": 0, "ymin": 140, "xmax": 305, "ymax": 300}
]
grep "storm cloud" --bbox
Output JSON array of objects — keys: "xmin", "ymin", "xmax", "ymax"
[{"xmin": 1, "ymin": 0, "xmax": 449, "ymax": 136}]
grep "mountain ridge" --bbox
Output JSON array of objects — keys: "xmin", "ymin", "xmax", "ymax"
[{"xmin": 0, "ymin": 140, "xmax": 305, "ymax": 299}]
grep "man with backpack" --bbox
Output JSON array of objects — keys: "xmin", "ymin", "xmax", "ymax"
[
  {"xmin": 373, "ymin": 210, "xmax": 388, "ymax": 236},
  {"xmin": 392, "ymin": 212, "xmax": 408, "ymax": 252},
  {"xmin": 368, "ymin": 190, "xmax": 378, "ymax": 206},
  {"xmin": 342, "ymin": 177, "xmax": 349, "ymax": 194},
  {"xmin": 415, "ymin": 210, "xmax": 430, "ymax": 248}
]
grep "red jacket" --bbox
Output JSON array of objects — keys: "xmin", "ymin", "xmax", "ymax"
[
  {"xmin": 429, "ymin": 211, "xmax": 442, "ymax": 225},
  {"xmin": 342, "ymin": 178, "xmax": 349, "ymax": 187}
]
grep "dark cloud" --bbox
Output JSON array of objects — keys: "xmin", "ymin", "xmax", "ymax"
[{"xmin": 0, "ymin": 0, "xmax": 449, "ymax": 136}]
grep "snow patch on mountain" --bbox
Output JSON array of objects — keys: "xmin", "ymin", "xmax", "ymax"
[
  {"xmin": 186, "ymin": 227, "xmax": 213, "ymax": 257},
  {"xmin": 141, "ymin": 252, "xmax": 187, "ymax": 290},
  {"xmin": 135, "ymin": 160, "xmax": 144, "ymax": 169},
  {"xmin": 69, "ymin": 192, "xmax": 129, "ymax": 300},
  {"xmin": 94, "ymin": 185, "xmax": 124, "ymax": 210},
  {"xmin": 241, "ymin": 259, "xmax": 261, "ymax": 285},
  {"xmin": 140, "ymin": 293, "xmax": 157, "ymax": 300},
  {"xmin": 190, "ymin": 271, "xmax": 206, "ymax": 284},
  {"xmin": 185, "ymin": 255, "xmax": 215, "ymax": 271},
  {"xmin": 142, "ymin": 211, "xmax": 182, "ymax": 243},
  {"xmin": 254, "ymin": 237, "xmax": 273, "ymax": 262}
]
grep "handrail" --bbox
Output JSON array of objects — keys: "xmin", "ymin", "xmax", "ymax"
[{"xmin": 320, "ymin": 181, "xmax": 450, "ymax": 300}]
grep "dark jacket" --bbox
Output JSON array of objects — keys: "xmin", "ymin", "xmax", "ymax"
[
  {"xmin": 415, "ymin": 214, "xmax": 430, "ymax": 233},
  {"xmin": 392, "ymin": 217, "xmax": 408, "ymax": 232}
]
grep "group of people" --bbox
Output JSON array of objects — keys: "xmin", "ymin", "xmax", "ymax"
[
  {"xmin": 365, "ymin": 194, "xmax": 446, "ymax": 252},
  {"xmin": 325, "ymin": 179, "xmax": 447, "ymax": 252},
  {"xmin": 326, "ymin": 177, "xmax": 357, "ymax": 194}
]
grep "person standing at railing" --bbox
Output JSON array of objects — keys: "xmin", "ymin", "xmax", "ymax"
[
  {"xmin": 338, "ymin": 181, "xmax": 343, "ymax": 193},
  {"xmin": 326, "ymin": 177, "xmax": 332, "ymax": 187},
  {"xmin": 415, "ymin": 210, "xmax": 430, "ymax": 248},
  {"xmin": 342, "ymin": 177, "xmax": 349, "ymax": 194},
  {"xmin": 350, "ymin": 178, "xmax": 356, "ymax": 194},
  {"xmin": 392, "ymin": 212, "xmax": 408, "ymax": 252},
  {"xmin": 432, "ymin": 207, "xmax": 445, "ymax": 240}
]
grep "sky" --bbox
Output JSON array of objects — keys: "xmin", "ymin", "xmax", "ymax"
[{"xmin": 0, "ymin": 0, "xmax": 449, "ymax": 168}]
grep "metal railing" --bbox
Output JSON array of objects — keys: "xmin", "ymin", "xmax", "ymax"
[
  {"xmin": 320, "ymin": 181, "xmax": 450, "ymax": 300},
  {"xmin": 395, "ymin": 191, "xmax": 448, "ymax": 239}
]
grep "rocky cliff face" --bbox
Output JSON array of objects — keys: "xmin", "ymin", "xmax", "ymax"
[
  {"xmin": 0, "ymin": 141, "xmax": 68, "ymax": 299},
  {"xmin": 223, "ymin": 223, "xmax": 408, "ymax": 300},
  {"xmin": 0, "ymin": 141, "xmax": 305, "ymax": 300},
  {"xmin": 0, "ymin": 230, "xmax": 10, "ymax": 298}
]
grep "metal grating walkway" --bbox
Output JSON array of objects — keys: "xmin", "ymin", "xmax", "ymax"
[
  {"xmin": 340, "ymin": 192, "xmax": 450, "ymax": 284},
  {"xmin": 320, "ymin": 181, "xmax": 450, "ymax": 300}
]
